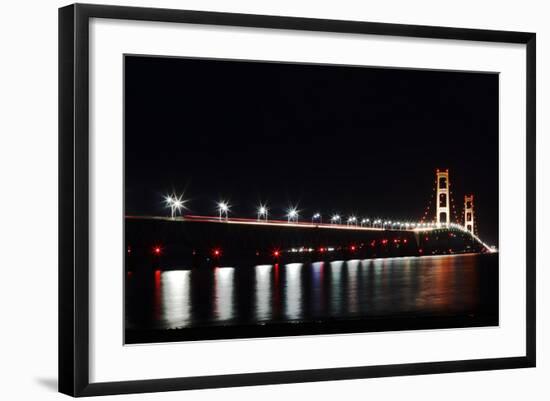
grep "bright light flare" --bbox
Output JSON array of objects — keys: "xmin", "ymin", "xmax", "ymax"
[
  {"xmin": 164, "ymin": 193, "xmax": 187, "ymax": 218},
  {"xmin": 286, "ymin": 206, "xmax": 299, "ymax": 223},
  {"xmin": 217, "ymin": 201, "xmax": 230, "ymax": 220},
  {"xmin": 257, "ymin": 204, "xmax": 268, "ymax": 221}
]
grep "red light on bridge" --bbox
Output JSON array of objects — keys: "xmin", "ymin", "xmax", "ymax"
[
  {"xmin": 403, "ymin": 239, "xmax": 408, "ymax": 244},
  {"xmin": 213, "ymin": 248, "xmax": 221, "ymax": 257},
  {"xmin": 350, "ymin": 245, "xmax": 356, "ymax": 251},
  {"xmin": 382, "ymin": 239, "xmax": 388, "ymax": 245},
  {"xmin": 153, "ymin": 246, "xmax": 162, "ymax": 255},
  {"xmin": 273, "ymin": 250, "xmax": 280, "ymax": 257},
  {"xmin": 319, "ymin": 247, "xmax": 325, "ymax": 253}
]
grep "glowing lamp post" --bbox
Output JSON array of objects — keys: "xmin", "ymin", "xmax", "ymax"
[
  {"xmin": 312, "ymin": 213, "xmax": 321, "ymax": 224},
  {"xmin": 257, "ymin": 204, "xmax": 268, "ymax": 221},
  {"xmin": 286, "ymin": 207, "xmax": 299, "ymax": 223},
  {"xmin": 347, "ymin": 216, "xmax": 357, "ymax": 226},
  {"xmin": 331, "ymin": 214, "xmax": 341, "ymax": 225},
  {"xmin": 217, "ymin": 201, "xmax": 229, "ymax": 221},
  {"xmin": 164, "ymin": 193, "xmax": 186, "ymax": 219}
]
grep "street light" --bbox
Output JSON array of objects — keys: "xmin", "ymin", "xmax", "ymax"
[
  {"xmin": 286, "ymin": 206, "xmax": 299, "ymax": 223},
  {"xmin": 312, "ymin": 213, "xmax": 321, "ymax": 224},
  {"xmin": 347, "ymin": 216, "xmax": 357, "ymax": 226},
  {"xmin": 164, "ymin": 193, "xmax": 186, "ymax": 219},
  {"xmin": 361, "ymin": 218, "xmax": 370, "ymax": 227},
  {"xmin": 331, "ymin": 214, "xmax": 341, "ymax": 224},
  {"xmin": 217, "ymin": 201, "xmax": 230, "ymax": 221},
  {"xmin": 257, "ymin": 204, "xmax": 268, "ymax": 221}
]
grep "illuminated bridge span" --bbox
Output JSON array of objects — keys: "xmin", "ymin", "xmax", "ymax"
[
  {"xmin": 125, "ymin": 169, "xmax": 496, "ymax": 269},
  {"xmin": 127, "ymin": 214, "xmax": 493, "ymax": 252}
]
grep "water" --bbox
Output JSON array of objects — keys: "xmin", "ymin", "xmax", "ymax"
[{"xmin": 125, "ymin": 253, "xmax": 498, "ymax": 342}]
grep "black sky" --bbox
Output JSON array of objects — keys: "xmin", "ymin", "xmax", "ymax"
[{"xmin": 125, "ymin": 55, "xmax": 499, "ymax": 246}]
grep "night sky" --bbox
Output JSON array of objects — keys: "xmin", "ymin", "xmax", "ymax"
[{"xmin": 125, "ymin": 55, "xmax": 499, "ymax": 246}]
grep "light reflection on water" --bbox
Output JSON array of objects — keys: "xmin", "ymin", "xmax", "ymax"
[
  {"xmin": 159, "ymin": 270, "xmax": 191, "ymax": 328},
  {"xmin": 330, "ymin": 261, "xmax": 344, "ymax": 316},
  {"xmin": 255, "ymin": 264, "xmax": 272, "ymax": 321},
  {"xmin": 310, "ymin": 262, "xmax": 324, "ymax": 317},
  {"xmin": 128, "ymin": 254, "xmax": 495, "ymax": 330},
  {"xmin": 284, "ymin": 263, "xmax": 303, "ymax": 320},
  {"xmin": 213, "ymin": 267, "xmax": 235, "ymax": 322},
  {"xmin": 346, "ymin": 260, "xmax": 360, "ymax": 315}
]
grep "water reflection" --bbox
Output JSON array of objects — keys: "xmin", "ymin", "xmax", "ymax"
[
  {"xmin": 330, "ymin": 261, "xmax": 344, "ymax": 316},
  {"xmin": 160, "ymin": 270, "xmax": 192, "ymax": 328},
  {"xmin": 311, "ymin": 262, "xmax": 325, "ymax": 317},
  {"xmin": 399, "ymin": 257, "xmax": 415, "ymax": 310},
  {"xmin": 416, "ymin": 256, "xmax": 456, "ymax": 311},
  {"xmin": 127, "ymin": 254, "xmax": 496, "ymax": 331},
  {"xmin": 371, "ymin": 259, "xmax": 385, "ymax": 313},
  {"xmin": 213, "ymin": 267, "xmax": 235, "ymax": 322},
  {"xmin": 284, "ymin": 263, "xmax": 303, "ymax": 320},
  {"xmin": 255, "ymin": 265, "xmax": 272, "ymax": 321},
  {"xmin": 346, "ymin": 260, "xmax": 360, "ymax": 315}
]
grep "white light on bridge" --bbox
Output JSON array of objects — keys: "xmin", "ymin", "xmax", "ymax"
[
  {"xmin": 286, "ymin": 206, "xmax": 299, "ymax": 223},
  {"xmin": 257, "ymin": 204, "xmax": 268, "ymax": 221},
  {"xmin": 312, "ymin": 213, "xmax": 321, "ymax": 223},
  {"xmin": 217, "ymin": 201, "xmax": 230, "ymax": 220},
  {"xmin": 164, "ymin": 193, "xmax": 187, "ymax": 219},
  {"xmin": 331, "ymin": 214, "xmax": 341, "ymax": 224}
]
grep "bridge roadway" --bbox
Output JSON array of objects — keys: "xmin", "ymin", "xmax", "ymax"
[{"xmin": 126, "ymin": 214, "xmax": 494, "ymax": 252}]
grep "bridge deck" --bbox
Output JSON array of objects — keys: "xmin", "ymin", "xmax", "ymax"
[
  {"xmin": 126, "ymin": 215, "xmax": 423, "ymax": 232},
  {"xmin": 125, "ymin": 215, "xmax": 494, "ymax": 252}
]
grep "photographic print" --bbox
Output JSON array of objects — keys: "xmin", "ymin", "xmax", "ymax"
[{"xmin": 124, "ymin": 55, "xmax": 499, "ymax": 344}]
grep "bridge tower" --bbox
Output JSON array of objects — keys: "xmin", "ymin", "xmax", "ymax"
[
  {"xmin": 436, "ymin": 169, "xmax": 450, "ymax": 225},
  {"xmin": 464, "ymin": 194, "xmax": 475, "ymax": 234}
]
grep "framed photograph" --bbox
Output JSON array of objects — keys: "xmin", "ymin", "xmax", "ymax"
[{"xmin": 59, "ymin": 3, "xmax": 536, "ymax": 397}]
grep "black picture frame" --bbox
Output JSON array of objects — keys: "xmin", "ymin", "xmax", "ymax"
[{"xmin": 59, "ymin": 3, "xmax": 536, "ymax": 397}]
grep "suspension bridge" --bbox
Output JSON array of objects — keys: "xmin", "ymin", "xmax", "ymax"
[{"xmin": 125, "ymin": 169, "xmax": 496, "ymax": 269}]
